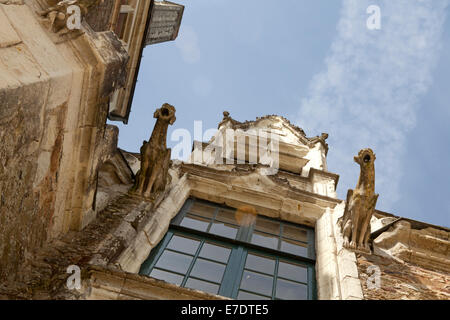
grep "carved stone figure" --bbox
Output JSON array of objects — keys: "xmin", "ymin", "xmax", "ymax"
[
  {"xmin": 339, "ymin": 148, "xmax": 379, "ymax": 253},
  {"xmin": 130, "ymin": 103, "xmax": 176, "ymax": 199}
]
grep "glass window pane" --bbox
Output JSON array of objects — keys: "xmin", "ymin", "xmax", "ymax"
[
  {"xmin": 215, "ymin": 209, "xmax": 238, "ymax": 225},
  {"xmin": 280, "ymin": 238, "xmax": 308, "ymax": 257},
  {"xmin": 149, "ymin": 268, "xmax": 184, "ymax": 286},
  {"xmin": 282, "ymin": 225, "xmax": 308, "ymax": 242},
  {"xmin": 237, "ymin": 291, "xmax": 270, "ymax": 300},
  {"xmin": 275, "ymin": 278, "xmax": 308, "ymax": 300},
  {"xmin": 155, "ymin": 250, "xmax": 193, "ymax": 274},
  {"xmin": 240, "ymin": 270, "xmax": 273, "ymax": 296},
  {"xmin": 199, "ymin": 243, "xmax": 231, "ymax": 263},
  {"xmin": 167, "ymin": 235, "xmax": 200, "ymax": 255},
  {"xmin": 278, "ymin": 261, "xmax": 308, "ymax": 283},
  {"xmin": 188, "ymin": 202, "xmax": 216, "ymax": 218},
  {"xmin": 250, "ymin": 231, "xmax": 278, "ymax": 250},
  {"xmin": 185, "ymin": 278, "xmax": 220, "ymax": 295},
  {"xmin": 190, "ymin": 258, "xmax": 226, "ymax": 283},
  {"xmin": 209, "ymin": 221, "xmax": 238, "ymax": 239},
  {"xmin": 244, "ymin": 253, "xmax": 275, "ymax": 275},
  {"xmin": 180, "ymin": 214, "xmax": 210, "ymax": 232},
  {"xmin": 254, "ymin": 217, "xmax": 280, "ymax": 235}
]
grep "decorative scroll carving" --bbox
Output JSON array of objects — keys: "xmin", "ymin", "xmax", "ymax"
[
  {"xmin": 130, "ymin": 103, "xmax": 176, "ymax": 199},
  {"xmin": 339, "ymin": 148, "xmax": 379, "ymax": 253}
]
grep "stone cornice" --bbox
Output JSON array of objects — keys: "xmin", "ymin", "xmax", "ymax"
[
  {"xmin": 179, "ymin": 162, "xmax": 341, "ymax": 207},
  {"xmin": 373, "ymin": 220, "xmax": 450, "ymax": 273},
  {"xmin": 373, "ymin": 210, "xmax": 450, "ymax": 234}
]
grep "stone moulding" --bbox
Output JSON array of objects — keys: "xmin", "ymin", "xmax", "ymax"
[
  {"xmin": 373, "ymin": 220, "xmax": 450, "ymax": 274},
  {"xmin": 315, "ymin": 203, "xmax": 365, "ymax": 300},
  {"xmin": 86, "ymin": 265, "xmax": 230, "ymax": 300}
]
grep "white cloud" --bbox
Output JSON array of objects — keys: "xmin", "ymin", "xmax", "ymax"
[
  {"xmin": 176, "ymin": 25, "xmax": 201, "ymax": 64},
  {"xmin": 298, "ymin": 0, "xmax": 449, "ymax": 211}
]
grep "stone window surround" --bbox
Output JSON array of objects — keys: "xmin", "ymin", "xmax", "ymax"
[{"xmin": 102, "ymin": 164, "xmax": 363, "ymax": 300}]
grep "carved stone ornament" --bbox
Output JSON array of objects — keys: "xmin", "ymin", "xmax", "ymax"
[
  {"xmin": 217, "ymin": 111, "xmax": 329, "ymax": 154},
  {"xmin": 339, "ymin": 148, "xmax": 379, "ymax": 253},
  {"xmin": 130, "ymin": 103, "xmax": 176, "ymax": 199}
]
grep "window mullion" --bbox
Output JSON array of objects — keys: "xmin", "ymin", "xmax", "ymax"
[
  {"xmin": 278, "ymin": 223, "xmax": 283, "ymax": 251},
  {"xmin": 230, "ymin": 246, "xmax": 248, "ymax": 299},
  {"xmin": 272, "ymin": 258, "xmax": 279, "ymax": 299},
  {"xmin": 206, "ymin": 207, "xmax": 219, "ymax": 233},
  {"xmin": 180, "ymin": 238, "xmax": 205, "ymax": 287},
  {"xmin": 218, "ymin": 246, "xmax": 246, "ymax": 298},
  {"xmin": 307, "ymin": 229, "xmax": 316, "ymax": 260},
  {"xmin": 308, "ymin": 265, "xmax": 317, "ymax": 300}
]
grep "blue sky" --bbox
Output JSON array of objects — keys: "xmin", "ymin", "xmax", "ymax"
[{"xmin": 111, "ymin": 0, "xmax": 450, "ymax": 228}]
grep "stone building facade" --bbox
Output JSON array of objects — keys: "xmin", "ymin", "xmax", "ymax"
[
  {"xmin": 0, "ymin": 1, "xmax": 448, "ymax": 300},
  {"xmin": 1, "ymin": 106, "xmax": 449, "ymax": 299},
  {"xmin": 0, "ymin": 0, "xmax": 183, "ymax": 285}
]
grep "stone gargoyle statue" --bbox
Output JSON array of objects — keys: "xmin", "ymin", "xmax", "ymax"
[
  {"xmin": 130, "ymin": 103, "xmax": 176, "ymax": 199},
  {"xmin": 339, "ymin": 148, "xmax": 379, "ymax": 253}
]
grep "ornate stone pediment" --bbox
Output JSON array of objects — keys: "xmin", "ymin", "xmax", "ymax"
[{"xmin": 217, "ymin": 111, "xmax": 329, "ymax": 154}]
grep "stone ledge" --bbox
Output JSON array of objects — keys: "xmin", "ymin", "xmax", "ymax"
[
  {"xmin": 373, "ymin": 220, "xmax": 450, "ymax": 273},
  {"xmin": 86, "ymin": 265, "xmax": 230, "ymax": 300}
]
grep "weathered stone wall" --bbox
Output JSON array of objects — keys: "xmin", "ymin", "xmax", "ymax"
[
  {"xmin": 0, "ymin": 189, "xmax": 138, "ymax": 299},
  {"xmin": 0, "ymin": 1, "xmax": 128, "ymax": 283},
  {"xmin": 0, "ymin": 79, "xmax": 64, "ymax": 282},
  {"xmin": 0, "ymin": 1, "xmax": 71, "ymax": 281},
  {"xmin": 357, "ymin": 253, "xmax": 450, "ymax": 300},
  {"xmin": 85, "ymin": 0, "xmax": 116, "ymax": 32}
]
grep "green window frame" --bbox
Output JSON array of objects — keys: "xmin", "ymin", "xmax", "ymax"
[{"xmin": 139, "ymin": 198, "xmax": 317, "ymax": 300}]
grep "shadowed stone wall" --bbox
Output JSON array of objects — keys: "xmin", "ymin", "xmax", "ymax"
[{"xmin": 85, "ymin": 0, "xmax": 116, "ymax": 32}]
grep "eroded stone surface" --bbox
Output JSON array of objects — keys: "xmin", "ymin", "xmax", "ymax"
[
  {"xmin": 373, "ymin": 220, "xmax": 450, "ymax": 273},
  {"xmin": 0, "ymin": 0, "xmax": 128, "ymax": 283},
  {"xmin": 357, "ymin": 253, "xmax": 450, "ymax": 300},
  {"xmin": 0, "ymin": 191, "xmax": 145, "ymax": 299}
]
